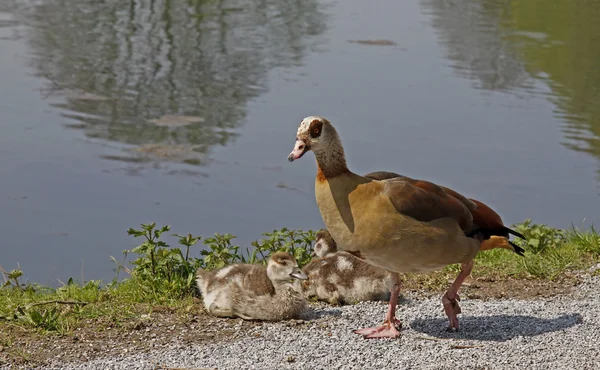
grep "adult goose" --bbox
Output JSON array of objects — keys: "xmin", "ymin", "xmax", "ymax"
[{"xmin": 287, "ymin": 116, "xmax": 525, "ymax": 338}]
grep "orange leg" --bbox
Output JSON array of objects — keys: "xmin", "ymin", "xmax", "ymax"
[
  {"xmin": 442, "ymin": 260, "xmax": 474, "ymax": 331},
  {"xmin": 354, "ymin": 273, "xmax": 402, "ymax": 339}
]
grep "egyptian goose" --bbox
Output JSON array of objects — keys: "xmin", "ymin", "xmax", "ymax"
[
  {"xmin": 312, "ymin": 228, "xmax": 338, "ymax": 258},
  {"xmin": 301, "ymin": 229, "xmax": 396, "ymax": 305},
  {"xmin": 287, "ymin": 116, "xmax": 525, "ymax": 338},
  {"xmin": 196, "ymin": 252, "xmax": 309, "ymax": 321}
]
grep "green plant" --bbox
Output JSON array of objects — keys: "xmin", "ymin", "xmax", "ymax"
[
  {"xmin": 511, "ymin": 219, "xmax": 566, "ymax": 254},
  {"xmin": 517, "ymin": 245, "xmax": 581, "ymax": 279},
  {"xmin": 56, "ymin": 279, "xmax": 101, "ymax": 303},
  {"xmin": 250, "ymin": 228, "xmax": 315, "ymax": 266},
  {"xmin": 567, "ymin": 224, "xmax": 600, "ymax": 254},
  {"xmin": 199, "ymin": 228, "xmax": 316, "ymax": 269},
  {"xmin": 126, "ymin": 223, "xmax": 202, "ymax": 300},
  {"xmin": 24, "ymin": 307, "xmax": 63, "ymax": 332},
  {"xmin": 200, "ymin": 233, "xmax": 245, "ymax": 270},
  {"xmin": 121, "ymin": 224, "xmax": 316, "ymax": 301},
  {"xmin": 2, "ymin": 268, "xmax": 25, "ymax": 290},
  {"xmin": 0, "ymin": 276, "xmax": 89, "ymax": 333}
]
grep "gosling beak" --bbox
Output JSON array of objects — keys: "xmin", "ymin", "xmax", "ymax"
[
  {"xmin": 289, "ymin": 267, "xmax": 308, "ymax": 280},
  {"xmin": 287, "ymin": 138, "xmax": 309, "ymax": 162},
  {"xmin": 310, "ymin": 251, "xmax": 317, "ymax": 257}
]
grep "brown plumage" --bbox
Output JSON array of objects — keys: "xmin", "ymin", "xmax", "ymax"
[
  {"xmin": 315, "ymin": 228, "xmax": 336, "ymax": 255},
  {"xmin": 196, "ymin": 252, "xmax": 308, "ymax": 321},
  {"xmin": 363, "ymin": 171, "xmax": 525, "ymax": 256},
  {"xmin": 287, "ymin": 116, "xmax": 526, "ymax": 338},
  {"xmin": 301, "ymin": 229, "xmax": 395, "ymax": 305}
]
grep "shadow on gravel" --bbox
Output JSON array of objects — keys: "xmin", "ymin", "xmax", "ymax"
[
  {"xmin": 300, "ymin": 307, "xmax": 343, "ymax": 321},
  {"xmin": 410, "ymin": 313, "xmax": 583, "ymax": 341}
]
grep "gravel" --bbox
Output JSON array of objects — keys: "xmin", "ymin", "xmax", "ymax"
[{"xmin": 43, "ymin": 275, "xmax": 600, "ymax": 370}]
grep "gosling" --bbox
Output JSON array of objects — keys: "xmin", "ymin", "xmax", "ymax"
[
  {"xmin": 300, "ymin": 229, "xmax": 396, "ymax": 305},
  {"xmin": 196, "ymin": 251, "xmax": 308, "ymax": 321}
]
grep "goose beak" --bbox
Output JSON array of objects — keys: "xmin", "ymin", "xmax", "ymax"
[
  {"xmin": 288, "ymin": 138, "xmax": 309, "ymax": 162},
  {"xmin": 290, "ymin": 267, "xmax": 308, "ymax": 280}
]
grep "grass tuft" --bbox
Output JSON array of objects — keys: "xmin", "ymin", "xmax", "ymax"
[{"xmin": 1, "ymin": 219, "xmax": 598, "ymax": 339}]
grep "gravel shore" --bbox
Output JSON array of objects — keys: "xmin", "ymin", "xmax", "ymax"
[{"xmin": 37, "ymin": 275, "xmax": 600, "ymax": 370}]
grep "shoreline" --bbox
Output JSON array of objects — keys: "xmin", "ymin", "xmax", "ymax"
[
  {"xmin": 1, "ymin": 221, "xmax": 599, "ymax": 369},
  {"xmin": 24, "ymin": 272, "xmax": 600, "ymax": 370}
]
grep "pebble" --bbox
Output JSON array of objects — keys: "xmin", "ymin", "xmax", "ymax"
[{"xmin": 47, "ymin": 276, "xmax": 600, "ymax": 370}]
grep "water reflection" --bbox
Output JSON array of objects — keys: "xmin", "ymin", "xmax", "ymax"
[
  {"xmin": 502, "ymin": 0, "xmax": 600, "ymax": 160},
  {"xmin": 421, "ymin": 0, "xmax": 532, "ymax": 92},
  {"xmin": 422, "ymin": 0, "xmax": 600, "ymax": 175},
  {"xmin": 14, "ymin": 0, "xmax": 328, "ymax": 167}
]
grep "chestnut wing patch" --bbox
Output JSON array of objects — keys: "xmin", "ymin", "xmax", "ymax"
[
  {"xmin": 365, "ymin": 171, "xmax": 476, "ymax": 212},
  {"xmin": 468, "ymin": 199, "xmax": 503, "ymax": 229},
  {"xmin": 382, "ymin": 178, "xmax": 474, "ymax": 231}
]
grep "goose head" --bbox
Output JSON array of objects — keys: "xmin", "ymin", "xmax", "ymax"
[
  {"xmin": 287, "ymin": 116, "xmax": 337, "ymax": 162},
  {"xmin": 312, "ymin": 229, "xmax": 338, "ymax": 257},
  {"xmin": 267, "ymin": 251, "xmax": 308, "ymax": 282}
]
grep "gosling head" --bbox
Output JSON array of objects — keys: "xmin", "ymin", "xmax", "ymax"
[
  {"xmin": 287, "ymin": 116, "xmax": 338, "ymax": 162},
  {"xmin": 312, "ymin": 229, "xmax": 338, "ymax": 258},
  {"xmin": 267, "ymin": 251, "xmax": 308, "ymax": 282}
]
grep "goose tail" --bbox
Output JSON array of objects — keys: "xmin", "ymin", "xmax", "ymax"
[{"xmin": 479, "ymin": 235, "xmax": 525, "ymax": 256}]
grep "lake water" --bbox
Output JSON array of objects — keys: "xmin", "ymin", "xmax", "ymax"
[{"xmin": 1, "ymin": 0, "xmax": 599, "ymax": 285}]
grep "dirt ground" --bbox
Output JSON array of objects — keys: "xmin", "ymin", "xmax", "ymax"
[
  {"xmin": 402, "ymin": 274, "xmax": 580, "ymax": 300},
  {"xmin": 0, "ymin": 298, "xmax": 260, "ymax": 369},
  {"xmin": 0, "ymin": 276, "xmax": 582, "ymax": 369}
]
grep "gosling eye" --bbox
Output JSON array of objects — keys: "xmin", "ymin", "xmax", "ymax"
[{"xmin": 280, "ymin": 260, "xmax": 287, "ymax": 266}]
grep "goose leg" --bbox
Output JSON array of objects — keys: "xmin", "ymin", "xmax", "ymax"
[
  {"xmin": 442, "ymin": 259, "xmax": 474, "ymax": 332},
  {"xmin": 353, "ymin": 272, "xmax": 401, "ymax": 339}
]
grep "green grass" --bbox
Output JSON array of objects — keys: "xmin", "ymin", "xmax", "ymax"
[
  {"xmin": 0, "ymin": 223, "xmax": 315, "ymax": 335},
  {"xmin": 1, "ymin": 220, "xmax": 599, "ymax": 336},
  {"xmin": 0, "ymin": 277, "xmax": 198, "ymax": 336},
  {"xmin": 473, "ymin": 240, "xmax": 589, "ymax": 279},
  {"xmin": 472, "ymin": 220, "xmax": 599, "ymax": 280},
  {"xmin": 402, "ymin": 220, "xmax": 600, "ymax": 291}
]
